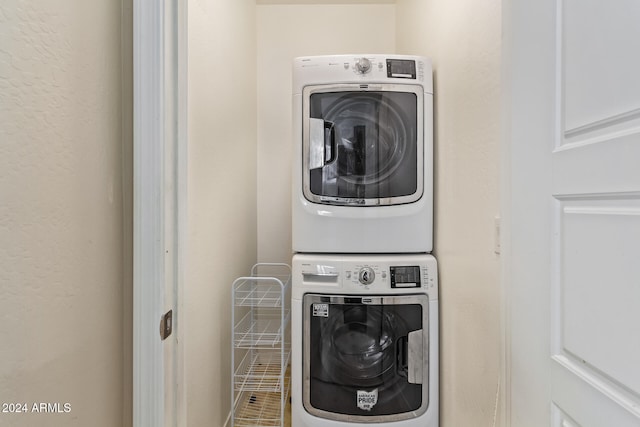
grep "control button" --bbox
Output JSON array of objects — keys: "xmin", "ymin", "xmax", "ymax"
[
  {"xmin": 355, "ymin": 57, "xmax": 372, "ymax": 74},
  {"xmin": 381, "ymin": 271, "xmax": 387, "ymax": 279},
  {"xmin": 358, "ymin": 267, "xmax": 375, "ymax": 285}
]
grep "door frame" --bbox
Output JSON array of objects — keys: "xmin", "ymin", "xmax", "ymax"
[
  {"xmin": 133, "ymin": 0, "xmax": 187, "ymax": 425},
  {"xmin": 501, "ymin": 0, "xmax": 557, "ymax": 423}
]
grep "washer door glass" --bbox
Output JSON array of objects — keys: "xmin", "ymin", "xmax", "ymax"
[
  {"xmin": 303, "ymin": 85, "xmax": 423, "ymax": 206},
  {"xmin": 303, "ymin": 294, "xmax": 429, "ymax": 422}
]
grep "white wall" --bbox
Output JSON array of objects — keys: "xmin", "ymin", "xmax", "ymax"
[
  {"xmin": 187, "ymin": 1, "xmax": 257, "ymax": 426},
  {"xmin": 0, "ymin": 1, "xmax": 128, "ymax": 426},
  {"xmin": 256, "ymin": 3, "xmax": 397, "ymax": 263},
  {"xmin": 396, "ymin": 0, "xmax": 503, "ymax": 425}
]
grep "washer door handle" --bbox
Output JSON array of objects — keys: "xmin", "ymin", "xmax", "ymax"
[{"xmin": 407, "ymin": 329, "xmax": 424, "ymax": 384}]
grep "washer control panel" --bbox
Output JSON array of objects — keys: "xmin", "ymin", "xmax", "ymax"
[
  {"xmin": 358, "ymin": 267, "xmax": 376, "ymax": 285},
  {"xmin": 345, "ymin": 263, "xmax": 425, "ymax": 289},
  {"xmin": 342, "ymin": 262, "xmax": 435, "ymax": 293},
  {"xmin": 294, "ymin": 254, "xmax": 438, "ymax": 298}
]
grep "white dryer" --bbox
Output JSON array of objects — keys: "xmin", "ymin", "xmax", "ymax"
[
  {"xmin": 292, "ymin": 54, "xmax": 433, "ymax": 253},
  {"xmin": 291, "ymin": 253, "xmax": 439, "ymax": 427}
]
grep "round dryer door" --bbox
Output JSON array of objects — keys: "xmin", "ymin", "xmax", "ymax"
[
  {"xmin": 303, "ymin": 84, "xmax": 424, "ymax": 206},
  {"xmin": 325, "ymin": 93, "xmax": 411, "ymax": 185}
]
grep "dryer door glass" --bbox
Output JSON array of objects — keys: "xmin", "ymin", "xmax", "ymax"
[
  {"xmin": 303, "ymin": 294, "xmax": 429, "ymax": 422},
  {"xmin": 303, "ymin": 85, "xmax": 424, "ymax": 206}
]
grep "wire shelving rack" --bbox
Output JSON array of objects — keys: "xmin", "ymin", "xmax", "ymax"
[{"xmin": 231, "ymin": 263, "xmax": 291, "ymax": 427}]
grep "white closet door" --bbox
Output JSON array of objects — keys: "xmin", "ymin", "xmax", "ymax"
[{"xmin": 506, "ymin": 0, "xmax": 640, "ymax": 425}]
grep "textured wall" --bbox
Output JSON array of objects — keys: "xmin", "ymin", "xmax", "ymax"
[
  {"xmin": 396, "ymin": 0, "xmax": 503, "ymax": 425},
  {"xmin": 256, "ymin": 3, "xmax": 396, "ymax": 264},
  {"xmin": 187, "ymin": 1, "xmax": 257, "ymax": 425},
  {"xmin": 0, "ymin": 1, "xmax": 127, "ymax": 426}
]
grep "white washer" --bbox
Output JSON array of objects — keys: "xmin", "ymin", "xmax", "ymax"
[
  {"xmin": 292, "ymin": 54, "xmax": 434, "ymax": 253},
  {"xmin": 291, "ymin": 253, "xmax": 439, "ymax": 427}
]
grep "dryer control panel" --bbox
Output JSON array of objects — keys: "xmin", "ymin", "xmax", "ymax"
[{"xmin": 293, "ymin": 54, "xmax": 433, "ymax": 94}]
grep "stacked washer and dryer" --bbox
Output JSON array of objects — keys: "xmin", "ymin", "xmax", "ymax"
[{"xmin": 291, "ymin": 55, "xmax": 438, "ymax": 427}]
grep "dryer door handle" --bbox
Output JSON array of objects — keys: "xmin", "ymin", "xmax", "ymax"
[
  {"xmin": 407, "ymin": 329, "xmax": 424, "ymax": 384},
  {"xmin": 309, "ymin": 118, "xmax": 336, "ymax": 169}
]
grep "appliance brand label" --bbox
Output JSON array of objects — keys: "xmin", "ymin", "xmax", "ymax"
[
  {"xmin": 312, "ymin": 303, "xmax": 329, "ymax": 317},
  {"xmin": 356, "ymin": 389, "xmax": 378, "ymax": 411}
]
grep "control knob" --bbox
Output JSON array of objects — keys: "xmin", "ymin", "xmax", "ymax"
[
  {"xmin": 355, "ymin": 57, "xmax": 372, "ymax": 74},
  {"xmin": 358, "ymin": 267, "xmax": 375, "ymax": 285}
]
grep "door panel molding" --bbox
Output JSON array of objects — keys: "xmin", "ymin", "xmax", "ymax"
[
  {"xmin": 551, "ymin": 360, "xmax": 640, "ymax": 425},
  {"xmin": 552, "ymin": 196, "xmax": 640, "ymax": 397},
  {"xmin": 551, "ymin": 404, "xmax": 580, "ymax": 427},
  {"xmin": 561, "ymin": 0, "xmax": 640, "ymax": 133},
  {"xmin": 563, "ymin": 107, "xmax": 640, "ymax": 141},
  {"xmin": 552, "ymin": 354, "xmax": 640, "ymax": 418}
]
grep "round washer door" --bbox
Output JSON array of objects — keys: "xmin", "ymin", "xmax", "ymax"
[{"xmin": 303, "ymin": 294, "xmax": 429, "ymax": 422}]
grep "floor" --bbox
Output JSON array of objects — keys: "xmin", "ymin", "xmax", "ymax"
[
  {"xmin": 284, "ymin": 395, "xmax": 291, "ymax": 427},
  {"xmin": 284, "ymin": 364, "xmax": 291, "ymax": 427}
]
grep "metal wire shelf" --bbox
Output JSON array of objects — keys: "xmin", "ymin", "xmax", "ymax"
[
  {"xmin": 232, "ymin": 263, "xmax": 291, "ymax": 427},
  {"xmin": 233, "ymin": 384, "xmax": 291, "ymax": 427},
  {"xmin": 233, "ymin": 310, "xmax": 291, "ymax": 348},
  {"xmin": 234, "ymin": 349, "xmax": 291, "ymax": 393},
  {"xmin": 234, "ymin": 280, "xmax": 290, "ymax": 308}
]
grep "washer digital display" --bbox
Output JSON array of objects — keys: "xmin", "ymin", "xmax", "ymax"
[{"xmin": 390, "ymin": 266, "xmax": 421, "ymax": 288}]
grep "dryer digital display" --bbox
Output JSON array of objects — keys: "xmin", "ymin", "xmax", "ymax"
[
  {"xmin": 387, "ymin": 59, "xmax": 416, "ymax": 79},
  {"xmin": 390, "ymin": 266, "xmax": 421, "ymax": 288}
]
